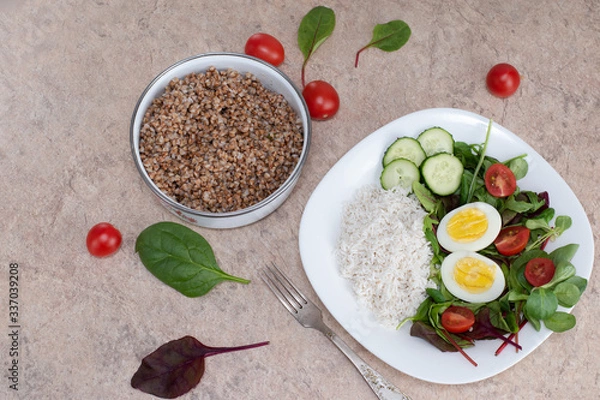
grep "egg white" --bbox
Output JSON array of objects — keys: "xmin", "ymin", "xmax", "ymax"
[
  {"xmin": 441, "ymin": 251, "xmax": 505, "ymax": 303},
  {"xmin": 437, "ymin": 202, "xmax": 502, "ymax": 252}
]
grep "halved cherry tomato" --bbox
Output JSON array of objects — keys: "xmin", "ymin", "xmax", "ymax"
[
  {"xmin": 441, "ymin": 305, "xmax": 476, "ymax": 334},
  {"xmin": 86, "ymin": 222, "xmax": 122, "ymax": 258},
  {"xmin": 524, "ymin": 258, "xmax": 556, "ymax": 287},
  {"xmin": 244, "ymin": 33, "xmax": 285, "ymax": 66},
  {"xmin": 494, "ymin": 226, "xmax": 530, "ymax": 256},
  {"xmin": 485, "ymin": 163, "xmax": 517, "ymax": 197}
]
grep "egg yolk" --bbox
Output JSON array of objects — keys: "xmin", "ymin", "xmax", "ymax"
[
  {"xmin": 446, "ymin": 208, "xmax": 489, "ymax": 243},
  {"xmin": 453, "ymin": 257, "xmax": 495, "ymax": 294}
]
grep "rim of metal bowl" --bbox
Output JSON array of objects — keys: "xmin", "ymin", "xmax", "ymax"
[{"xmin": 130, "ymin": 52, "xmax": 312, "ymax": 221}]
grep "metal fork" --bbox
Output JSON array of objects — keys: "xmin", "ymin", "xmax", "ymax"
[{"xmin": 261, "ymin": 263, "xmax": 412, "ymax": 400}]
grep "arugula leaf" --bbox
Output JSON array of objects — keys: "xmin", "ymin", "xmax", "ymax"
[{"xmin": 135, "ymin": 222, "xmax": 250, "ymax": 297}]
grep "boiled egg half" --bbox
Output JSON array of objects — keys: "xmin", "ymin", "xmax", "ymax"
[
  {"xmin": 441, "ymin": 251, "xmax": 505, "ymax": 303},
  {"xmin": 437, "ymin": 202, "xmax": 502, "ymax": 252}
]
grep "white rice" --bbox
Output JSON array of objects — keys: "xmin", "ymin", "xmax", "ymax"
[{"xmin": 336, "ymin": 184, "xmax": 434, "ymax": 328}]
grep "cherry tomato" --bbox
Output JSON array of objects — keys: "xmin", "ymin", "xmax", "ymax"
[
  {"xmin": 441, "ymin": 305, "xmax": 476, "ymax": 334},
  {"xmin": 244, "ymin": 33, "xmax": 285, "ymax": 67},
  {"xmin": 86, "ymin": 222, "xmax": 122, "ymax": 258},
  {"xmin": 524, "ymin": 257, "xmax": 556, "ymax": 287},
  {"xmin": 485, "ymin": 163, "xmax": 517, "ymax": 197},
  {"xmin": 302, "ymin": 80, "xmax": 340, "ymax": 121},
  {"xmin": 486, "ymin": 63, "xmax": 520, "ymax": 98},
  {"xmin": 494, "ymin": 226, "xmax": 530, "ymax": 256}
]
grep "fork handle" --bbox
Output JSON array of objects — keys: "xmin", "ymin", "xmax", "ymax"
[{"xmin": 322, "ymin": 330, "xmax": 412, "ymax": 400}]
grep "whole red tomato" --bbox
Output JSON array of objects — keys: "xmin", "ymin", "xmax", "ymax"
[
  {"xmin": 86, "ymin": 222, "xmax": 122, "ymax": 258},
  {"xmin": 244, "ymin": 33, "xmax": 285, "ymax": 66},
  {"xmin": 486, "ymin": 63, "xmax": 520, "ymax": 98},
  {"xmin": 302, "ymin": 80, "xmax": 340, "ymax": 121}
]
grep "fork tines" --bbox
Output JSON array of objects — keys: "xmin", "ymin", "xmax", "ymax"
[{"xmin": 261, "ymin": 263, "xmax": 308, "ymax": 314}]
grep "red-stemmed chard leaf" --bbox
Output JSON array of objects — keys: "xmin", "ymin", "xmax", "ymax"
[
  {"xmin": 131, "ymin": 336, "xmax": 269, "ymax": 398},
  {"xmin": 298, "ymin": 6, "xmax": 336, "ymax": 87},
  {"xmin": 355, "ymin": 20, "xmax": 411, "ymax": 68}
]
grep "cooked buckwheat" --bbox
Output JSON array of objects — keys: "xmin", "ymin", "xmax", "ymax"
[{"xmin": 139, "ymin": 67, "xmax": 304, "ymax": 213}]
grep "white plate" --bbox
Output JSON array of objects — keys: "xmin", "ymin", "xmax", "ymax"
[{"xmin": 298, "ymin": 108, "xmax": 594, "ymax": 384}]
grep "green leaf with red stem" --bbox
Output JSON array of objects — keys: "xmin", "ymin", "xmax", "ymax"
[
  {"xmin": 297, "ymin": 6, "xmax": 336, "ymax": 87},
  {"xmin": 355, "ymin": 20, "xmax": 411, "ymax": 67}
]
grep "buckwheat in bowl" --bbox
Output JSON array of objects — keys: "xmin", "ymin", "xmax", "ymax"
[{"xmin": 131, "ymin": 53, "xmax": 311, "ymax": 228}]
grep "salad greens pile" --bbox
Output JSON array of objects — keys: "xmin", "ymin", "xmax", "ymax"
[{"xmin": 398, "ymin": 120, "xmax": 588, "ymax": 364}]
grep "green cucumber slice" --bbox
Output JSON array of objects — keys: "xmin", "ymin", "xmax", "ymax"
[
  {"xmin": 417, "ymin": 127, "xmax": 455, "ymax": 157},
  {"xmin": 420, "ymin": 153, "xmax": 464, "ymax": 196},
  {"xmin": 380, "ymin": 158, "xmax": 420, "ymax": 191},
  {"xmin": 382, "ymin": 137, "xmax": 426, "ymax": 167}
]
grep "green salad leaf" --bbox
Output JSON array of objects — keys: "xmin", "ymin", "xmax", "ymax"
[
  {"xmin": 135, "ymin": 222, "xmax": 250, "ymax": 297},
  {"xmin": 355, "ymin": 20, "xmax": 411, "ymax": 67}
]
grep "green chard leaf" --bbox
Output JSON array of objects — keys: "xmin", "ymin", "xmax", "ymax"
[
  {"xmin": 135, "ymin": 222, "xmax": 250, "ymax": 297},
  {"xmin": 298, "ymin": 6, "xmax": 335, "ymax": 85},
  {"xmin": 355, "ymin": 20, "xmax": 411, "ymax": 67}
]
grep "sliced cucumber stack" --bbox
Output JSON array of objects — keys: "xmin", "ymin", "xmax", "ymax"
[
  {"xmin": 382, "ymin": 137, "xmax": 426, "ymax": 167},
  {"xmin": 417, "ymin": 127, "xmax": 455, "ymax": 157},
  {"xmin": 420, "ymin": 153, "xmax": 464, "ymax": 196},
  {"xmin": 380, "ymin": 126, "xmax": 462, "ymax": 195},
  {"xmin": 380, "ymin": 158, "xmax": 420, "ymax": 190}
]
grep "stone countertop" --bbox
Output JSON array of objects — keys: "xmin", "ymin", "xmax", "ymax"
[{"xmin": 1, "ymin": 1, "xmax": 598, "ymax": 399}]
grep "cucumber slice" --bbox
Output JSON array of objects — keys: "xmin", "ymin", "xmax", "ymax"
[
  {"xmin": 420, "ymin": 153, "xmax": 464, "ymax": 196},
  {"xmin": 382, "ymin": 137, "xmax": 426, "ymax": 167},
  {"xmin": 380, "ymin": 158, "xmax": 420, "ymax": 191},
  {"xmin": 417, "ymin": 127, "xmax": 455, "ymax": 157}
]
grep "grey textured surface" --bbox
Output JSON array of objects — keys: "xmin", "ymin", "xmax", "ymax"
[{"xmin": 1, "ymin": 1, "xmax": 599, "ymax": 399}]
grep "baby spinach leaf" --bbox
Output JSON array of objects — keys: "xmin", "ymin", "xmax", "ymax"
[
  {"xmin": 544, "ymin": 311, "xmax": 576, "ymax": 332},
  {"xmin": 298, "ymin": 6, "xmax": 335, "ymax": 86},
  {"xmin": 355, "ymin": 20, "xmax": 411, "ymax": 67},
  {"xmin": 563, "ymin": 275, "xmax": 588, "ymax": 294},
  {"xmin": 131, "ymin": 336, "xmax": 269, "ymax": 398},
  {"xmin": 426, "ymin": 288, "xmax": 448, "ymax": 304},
  {"xmin": 553, "ymin": 282, "xmax": 582, "ymax": 307},
  {"xmin": 549, "ymin": 243, "xmax": 578, "ymax": 264},
  {"xmin": 541, "ymin": 260, "xmax": 576, "ymax": 289},
  {"xmin": 506, "ymin": 156, "xmax": 528, "ymax": 180},
  {"xmin": 135, "ymin": 222, "xmax": 250, "ymax": 297},
  {"xmin": 525, "ymin": 288, "xmax": 558, "ymax": 321}
]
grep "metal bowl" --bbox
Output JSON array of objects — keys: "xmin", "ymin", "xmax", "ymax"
[{"xmin": 130, "ymin": 53, "xmax": 311, "ymax": 229}]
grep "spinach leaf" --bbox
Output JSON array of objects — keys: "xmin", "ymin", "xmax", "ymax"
[
  {"xmin": 355, "ymin": 20, "xmax": 411, "ymax": 67},
  {"xmin": 543, "ymin": 312, "xmax": 576, "ymax": 332},
  {"xmin": 553, "ymin": 282, "xmax": 582, "ymax": 307},
  {"xmin": 298, "ymin": 6, "xmax": 335, "ymax": 86},
  {"xmin": 549, "ymin": 243, "xmax": 579, "ymax": 264},
  {"xmin": 135, "ymin": 222, "xmax": 250, "ymax": 297},
  {"xmin": 506, "ymin": 156, "xmax": 529, "ymax": 180},
  {"xmin": 563, "ymin": 275, "xmax": 588, "ymax": 294},
  {"xmin": 525, "ymin": 288, "xmax": 558, "ymax": 321}
]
